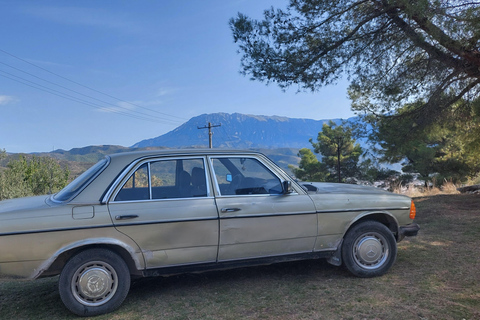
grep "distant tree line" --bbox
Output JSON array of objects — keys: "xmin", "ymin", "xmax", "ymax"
[{"xmin": 0, "ymin": 149, "xmax": 70, "ymax": 200}]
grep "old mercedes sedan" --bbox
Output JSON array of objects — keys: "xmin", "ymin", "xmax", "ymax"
[{"xmin": 0, "ymin": 149, "xmax": 419, "ymax": 316}]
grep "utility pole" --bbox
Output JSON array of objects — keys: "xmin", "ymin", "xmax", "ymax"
[
  {"xmin": 334, "ymin": 135, "xmax": 344, "ymax": 183},
  {"xmin": 197, "ymin": 122, "xmax": 221, "ymax": 148}
]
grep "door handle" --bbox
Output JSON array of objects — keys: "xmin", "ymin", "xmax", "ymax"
[
  {"xmin": 115, "ymin": 214, "xmax": 139, "ymax": 220},
  {"xmin": 221, "ymin": 208, "xmax": 241, "ymax": 213}
]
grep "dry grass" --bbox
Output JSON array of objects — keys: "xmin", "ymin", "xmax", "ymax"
[
  {"xmin": 1, "ymin": 194, "xmax": 480, "ymax": 319},
  {"xmin": 395, "ymin": 181, "xmax": 460, "ymax": 197}
]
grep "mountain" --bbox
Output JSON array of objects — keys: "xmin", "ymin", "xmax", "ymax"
[
  {"xmin": 26, "ymin": 145, "xmax": 134, "ymax": 163},
  {"xmin": 1, "ymin": 113, "xmax": 361, "ymax": 175},
  {"xmin": 132, "ymin": 113, "xmax": 349, "ymax": 149}
]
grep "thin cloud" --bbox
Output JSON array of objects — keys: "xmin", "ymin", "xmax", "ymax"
[
  {"xmin": 157, "ymin": 86, "xmax": 179, "ymax": 97},
  {"xmin": 0, "ymin": 95, "xmax": 15, "ymax": 105},
  {"xmin": 20, "ymin": 5, "xmax": 144, "ymax": 35}
]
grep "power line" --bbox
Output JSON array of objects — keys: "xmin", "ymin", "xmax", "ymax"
[
  {"xmin": 0, "ymin": 62, "xmax": 183, "ymax": 124},
  {"xmin": 0, "ymin": 48, "xmax": 188, "ymax": 123},
  {"xmin": 0, "ymin": 70, "xmax": 165, "ymax": 123}
]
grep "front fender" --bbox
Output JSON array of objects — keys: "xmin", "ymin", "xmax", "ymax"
[{"xmin": 346, "ymin": 211, "xmax": 400, "ymax": 238}]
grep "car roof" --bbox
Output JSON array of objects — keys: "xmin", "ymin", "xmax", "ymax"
[{"xmin": 107, "ymin": 148, "xmax": 265, "ymax": 163}]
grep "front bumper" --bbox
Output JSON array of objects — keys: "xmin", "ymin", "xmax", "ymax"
[{"xmin": 398, "ymin": 223, "xmax": 420, "ymax": 241}]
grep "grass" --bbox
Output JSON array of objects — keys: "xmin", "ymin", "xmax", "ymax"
[
  {"xmin": 395, "ymin": 181, "xmax": 461, "ymax": 198},
  {"xmin": 1, "ymin": 194, "xmax": 480, "ymax": 319}
]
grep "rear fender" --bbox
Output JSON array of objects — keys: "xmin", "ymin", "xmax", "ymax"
[{"xmin": 31, "ymin": 238, "xmax": 144, "ymax": 279}]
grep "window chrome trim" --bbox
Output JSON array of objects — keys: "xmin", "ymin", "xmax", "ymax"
[
  {"xmin": 108, "ymin": 195, "xmax": 215, "ymax": 204},
  {"xmin": 104, "ymin": 156, "xmax": 210, "ymax": 203},
  {"xmin": 207, "ymin": 155, "xmax": 287, "ymax": 197},
  {"xmin": 147, "ymin": 162, "xmax": 152, "ymax": 200}
]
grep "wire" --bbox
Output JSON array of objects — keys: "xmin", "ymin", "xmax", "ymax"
[
  {"xmin": 0, "ymin": 61, "xmax": 183, "ymax": 124},
  {"xmin": 0, "ymin": 70, "xmax": 173, "ymax": 124},
  {"xmin": 0, "ymin": 48, "xmax": 188, "ymax": 123}
]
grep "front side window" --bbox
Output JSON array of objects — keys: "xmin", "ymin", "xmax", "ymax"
[
  {"xmin": 114, "ymin": 158, "xmax": 207, "ymax": 202},
  {"xmin": 211, "ymin": 157, "xmax": 283, "ymax": 196}
]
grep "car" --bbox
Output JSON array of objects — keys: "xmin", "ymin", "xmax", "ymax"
[{"xmin": 0, "ymin": 149, "xmax": 419, "ymax": 316}]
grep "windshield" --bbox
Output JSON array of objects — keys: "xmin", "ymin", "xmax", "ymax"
[{"xmin": 53, "ymin": 157, "xmax": 109, "ymax": 202}]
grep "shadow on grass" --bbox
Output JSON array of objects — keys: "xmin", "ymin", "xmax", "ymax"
[
  {"xmin": 1, "ymin": 259, "xmax": 345, "ymax": 320},
  {"xmin": 0, "ymin": 276, "xmax": 75, "ymax": 320}
]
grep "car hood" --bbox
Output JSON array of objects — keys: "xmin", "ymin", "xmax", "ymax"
[
  {"xmin": 0, "ymin": 195, "xmax": 52, "ymax": 215},
  {"xmin": 302, "ymin": 182, "xmax": 411, "ymax": 216},
  {"xmin": 302, "ymin": 182, "xmax": 393, "ymax": 195}
]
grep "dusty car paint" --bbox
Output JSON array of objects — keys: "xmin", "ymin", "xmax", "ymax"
[{"xmin": 0, "ymin": 149, "xmax": 419, "ymax": 316}]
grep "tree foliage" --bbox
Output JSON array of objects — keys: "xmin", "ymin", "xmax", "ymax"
[
  {"xmin": 372, "ymin": 99, "xmax": 480, "ymax": 183},
  {"xmin": 289, "ymin": 148, "xmax": 327, "ymax": 181},
  {"xmin": 290, "ymin": 121, "xmax": 363, "ymax": 182},
  {"xmin": 0, "ymin": 155, "xmax": 70, "ymax": 200},
  {"xmin": 230, "ymin": 0, "xmax": 480, "ymax": 130},
  {"xmin": 311, "ymin": 121, "xmax": 363, "ymax": 182}
]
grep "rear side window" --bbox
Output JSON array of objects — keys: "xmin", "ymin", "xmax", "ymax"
[
  {"xmin": 54, "ymin": 157, "xmax": 109, "ymax": 202},
  {"xmin": 114, "ymin": 158, "xmax": 207, "ymax": 202}
]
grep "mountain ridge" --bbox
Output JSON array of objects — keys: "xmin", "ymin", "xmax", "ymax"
[
  {"xmin": 132, "ymin": 112, "xmax": 348, "ymax": 149},
  {"xmin": 4, "ymin": 113, "xmax": 360, "ymax": 173}
]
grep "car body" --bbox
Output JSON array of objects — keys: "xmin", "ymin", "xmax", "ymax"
[{"xmin": 0, "ymin": 149, "xmax": 419, "ymax": 316}]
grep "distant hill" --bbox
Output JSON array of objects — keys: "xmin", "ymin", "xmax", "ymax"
[
  {"xmin": 3, "ymin": 113, "xmax": 364, "ymax": 175},
  {"xmin": 28, "ymin": 145, "xmax": 301, "ymax": 173},
  {"xmin": 33, "ymin": 145, "xmax": 134, "ymax": 163},
  {"xmin": 132, "ymin": 113, "xmax": 350, "ymax": 149}
]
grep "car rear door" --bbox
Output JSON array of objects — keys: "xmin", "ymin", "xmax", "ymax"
[
  {"xmin": 107, "ymin": 156, "xmax": 219, "ymax": 269},
  {"xmin": 209, "ymin": 155, "xmax": 317, "ymax": 261}
]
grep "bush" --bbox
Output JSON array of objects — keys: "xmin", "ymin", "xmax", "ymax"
[{"xmin": 0, "ymin": 155, "xmax": 70, "ymax": 201}]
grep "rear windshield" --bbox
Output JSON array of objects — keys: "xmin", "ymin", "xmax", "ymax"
[{"xmin": 53, "ymin": 157, "xmax": 109, "ymax": 202}]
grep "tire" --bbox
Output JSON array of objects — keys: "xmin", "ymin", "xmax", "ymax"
[
  {"xmin": 58, "ymin": 248, "xmax": 131, "ymax": 317},
  {"xmin": 342, "ymin": 221, "xmax": 397, "ymax": 278}
]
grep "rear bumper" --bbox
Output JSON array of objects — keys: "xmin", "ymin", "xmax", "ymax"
[{"xmin": 398, "ymin": 223, "xmax": 420, "ymax": 241}]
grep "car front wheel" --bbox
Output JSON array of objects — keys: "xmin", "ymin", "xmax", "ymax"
[
  {"xmin": 58, "ymin": 248, "xmax": 131, "ymax": 316},
  {"xmin": 342, "ymin": 221, "xmax": 397, "ymax": 277}
]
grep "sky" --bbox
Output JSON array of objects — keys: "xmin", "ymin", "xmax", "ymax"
[{"xmin": 0, "ymin": 0, "xmax": 354, "ymax": 153}]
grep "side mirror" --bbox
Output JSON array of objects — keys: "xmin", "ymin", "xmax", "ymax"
[{"xmin": 282, "ymin": 180, "xmax": 293, "ymax": 194}]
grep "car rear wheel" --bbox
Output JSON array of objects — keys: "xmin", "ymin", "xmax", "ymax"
[
  {"xmin": 58, "ymin": 248, "xmax": 131, "ymax": 316},
  {"xmin": 342, "ymin": 221, "xmax": 397, "ymax": 277}
]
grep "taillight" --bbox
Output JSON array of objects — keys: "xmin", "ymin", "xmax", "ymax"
[{"xmin": 410, "ymin": 200, "xmax": 416, "ymax": 219}]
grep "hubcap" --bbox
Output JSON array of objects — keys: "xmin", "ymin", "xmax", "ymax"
[
  {"xmin": 72, "ymin": 261, "xmax": 118, "ymax": 306},
  {"xmin": 353, "ymin": 232, "xmax": 389, "ymax": 269}
]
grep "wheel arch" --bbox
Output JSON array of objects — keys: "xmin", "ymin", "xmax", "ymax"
[
  {"xmin": 326, "ymin": 211, "xmax": 400, "ymax": 267},
  {"xmin": 32, "ymin": 238, "xmax": 144, "ymax": 279},
  {"xmin": 347, "ymin": 211, "xmax": 400, "ymax": 241}
]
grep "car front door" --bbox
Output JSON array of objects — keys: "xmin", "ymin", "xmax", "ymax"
[
  {"xmin": 107, "ymin": 157, "xmax": 218, "ymax": 269},
  {"xmin": 210, "ymin": 156, "xmax": 317, "ymax": 261}
]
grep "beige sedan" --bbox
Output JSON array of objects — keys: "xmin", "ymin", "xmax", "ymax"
[{"xmin": 0, "ymin": 149, "xmax": 419, "ymax": 316}]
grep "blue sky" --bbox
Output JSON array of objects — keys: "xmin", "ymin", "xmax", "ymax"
[{"xmin": 0, "ymin": 0, "xmax": 354, "ymax": 153}]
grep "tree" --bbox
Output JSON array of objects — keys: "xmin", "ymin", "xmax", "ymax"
[
  {"xmin": 289, "ymin": 148, "xmax": 327, "ymax": 181},
  {"xmin": 372, "ymin": 99, "xmax": 480, "ymax": 184},
  {"xmin": 230, "ymin": 0, "xmax": 480, "ymax": 132},
  {"xmin": 310, "ymin": 121, "xmax": 363, "ymax": 182},
  {"xmin": 0, "ymin": 155, "xmax": 70, "ymax": 200}
]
